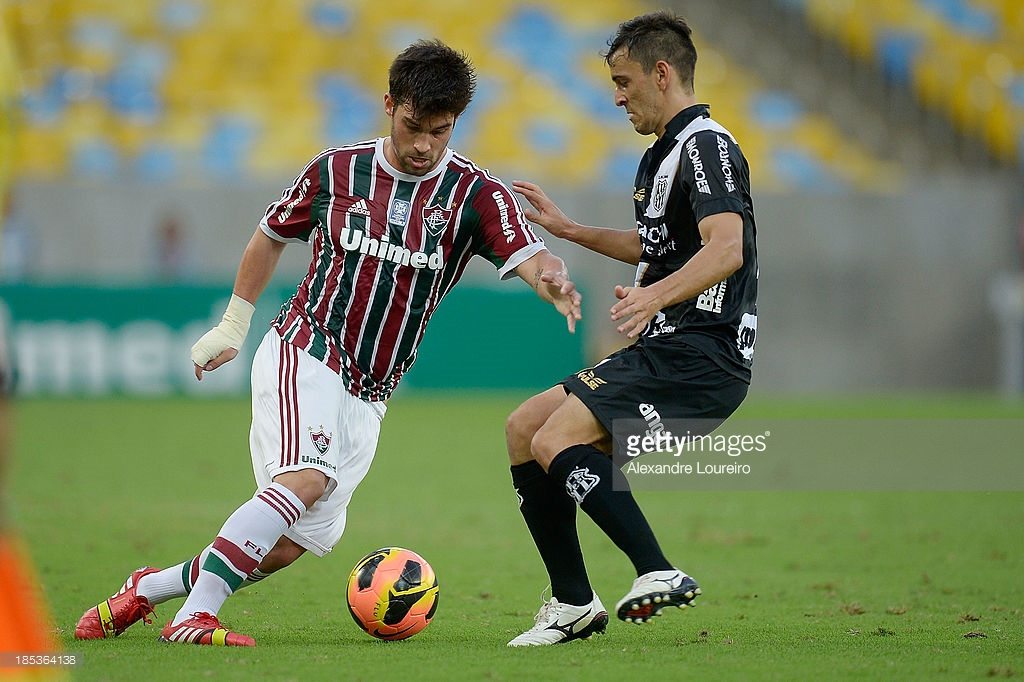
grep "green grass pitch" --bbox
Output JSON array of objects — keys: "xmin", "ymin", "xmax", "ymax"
[{"xmin": 6, "ymin": 393, "xmax": 1024, "ymax": 680}]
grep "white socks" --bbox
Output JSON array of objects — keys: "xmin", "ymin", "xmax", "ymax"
[{"xmin": 170, "ymin": 483, "xmax": 305, "ymax": 626}]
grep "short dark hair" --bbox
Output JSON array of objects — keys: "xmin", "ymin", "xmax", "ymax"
[
  {"xmin": 604, "ymin": 12, "xmax": 697, "ymax": 89},
  {"xmin": 388, "ymin": 39, "xmax": 476, "ymax": 119}
]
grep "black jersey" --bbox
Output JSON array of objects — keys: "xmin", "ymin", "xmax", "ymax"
[{"xmin": 633, "ymin": 104, "xmax": 758, "ymax": 380}]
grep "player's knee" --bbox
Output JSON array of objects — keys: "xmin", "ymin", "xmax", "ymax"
[
  {"xmin": 273, "ymin": 468, "xmax": 328, "ymax": 508},
  {"xmin": 259, "ymin": 536, "xmax": 306, "ymax": 573},
  {"xmin": 505, "ymin": 406, "xmax": 537, "ymax": 465},
  {"xmin": 529, "ymin": 429, "xmax": 560, "ymax": 470}
]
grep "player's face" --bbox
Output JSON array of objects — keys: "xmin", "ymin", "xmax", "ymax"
[
  {"xmin": 384, "ymin": 94, "xmax": 455, "ymax": 176},
  {"xmin": 609, "ymin": 49, "xmax": 663, "ymax": 137}
]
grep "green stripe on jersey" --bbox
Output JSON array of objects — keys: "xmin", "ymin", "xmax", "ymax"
[
  {"xmin": 356, "ymin": 178, "xmax": 417, "ymax": 372},
  {"xmin": 304, "ymin": 156, "xmax": 338, "ymax": 360},
  {"xmin": 322, "ymin": 151, "xmax": 375, "ymax": 358},
  {"xmin": 352, "ymin": 153, "xmax": 374, "ymax": 197},
  {"xmin": 392, "ymin": 174, "xmax": 480, "ymax": 369}
]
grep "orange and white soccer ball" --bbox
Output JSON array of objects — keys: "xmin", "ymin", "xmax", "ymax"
[{"xmin": 346, "ymin": 547, "xmax": 439, "ymax": 640}]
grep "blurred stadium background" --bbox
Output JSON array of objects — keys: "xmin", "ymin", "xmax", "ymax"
[{"xmin": 1, "ymin": 0, "xmax": 1023, "ymax": 398}]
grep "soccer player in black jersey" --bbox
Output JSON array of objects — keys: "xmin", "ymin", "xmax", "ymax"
[{"xmin": 507, "ymin": 11, "xmax": 758, "ymax": 646}]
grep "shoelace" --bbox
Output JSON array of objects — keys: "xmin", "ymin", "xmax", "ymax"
[
  {"xmin": 187, "ymin": 612, "xmax": 221, "ymax": 628},
  {"xmin": 115, "ymin": 594, "xmax": 154, "ymax": 626},
  {"xmin": 138, "ymin": 602, "xmax": 155, "ymax": 626},
  {"xmin": 533, "ymin": 600, "xmax": 558, "ymax": 626}
]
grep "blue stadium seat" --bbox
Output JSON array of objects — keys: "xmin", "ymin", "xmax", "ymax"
[
  {"xmin": 918, "ymin": 0, "xmax": 997, "ymax": 38},
  {"xmin": 158, "ymin": 0, "xmax": 204, "ymax": 33},
  {"xmin": 20, "ymin": 77, "xmax": 66, "ymax": 126},
  {"xmin": 307, "ymin": 1, "xmax": 352, "ymax": 34},
  {"xmin": 875, "ymin": 30, "xmax": 922, "ymax": 85},
  {"xmin": 72, "ymin": 139, "xmax": 120, "ymax": 177},
  {"xmin": 749, "ymin": 91, "xmax": 803, "ymax": 130},
  {"xmin": 771, "ymin": 147, "xmax": 847, "ymax": 193},
  {"xmin": 496, "ymin": 6, "xmax": 576, "ymax": 79},
  {"xmin": 318, "ymin": 74, "xmax": 377, "ymax": 143},
  {"xmin": 134, "ymin": 143, "xmax": 180, "ymax": 182},
  {"xmin": 526, "ymin": 119, "xmax": 570, "ymax": 157},
  {"xmin": 7, "ymin": 0, "xmax": 903, "ymax": 190},
  {"xmin": 103, "ymin": 45, "xmax": 168, "ymax": 119},
  {"xmin": 793, "ymin": 0, "xmax": 1024, "ymax": 166},
  {"xmin": 202, "ymin": 115, "xmax": 258, "ymax": 177}
]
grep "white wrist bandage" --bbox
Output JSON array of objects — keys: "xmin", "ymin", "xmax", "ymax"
[{"xmin": 190, "ymin": 294, "xmax": 256, "ymax": 367}]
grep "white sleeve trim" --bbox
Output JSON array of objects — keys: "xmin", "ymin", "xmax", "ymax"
[
  {"xmin": 497, "ymin": 242, "xmax": 547, "ymax": 281},
  {"xmin": 260, "ymin": 219, "xmax": 309, "ymax": 244}
]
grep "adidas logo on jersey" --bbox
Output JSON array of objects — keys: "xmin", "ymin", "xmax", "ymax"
[{"xmin": 347, "ymin": 199, "xmax": 371, "ymax": 217}]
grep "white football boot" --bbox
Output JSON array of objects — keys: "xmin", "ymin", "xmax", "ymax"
[
  {"xmin": 507, "ymin": 591, "xmax": 609, "ymax": 647},
  {"xmin": 615, "ymin": 569, "xmax": 701, "ymax": 623}
]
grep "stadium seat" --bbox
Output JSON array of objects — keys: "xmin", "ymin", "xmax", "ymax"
[
  {"xmin": 791, "ymin": 0, "xmax": 1024, "ymax": 166},
  {"xmin": 6, "ymin": 0, "xmax": 901, "ymax": 191}
]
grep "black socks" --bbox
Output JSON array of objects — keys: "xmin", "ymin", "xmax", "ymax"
[
  {"xmin": 547, "ymin": 444, "xmax": 672, "ymax": 576},
  {"xmin": 511, "ymin": 460, "xmax": 593, "ymax": 606}
]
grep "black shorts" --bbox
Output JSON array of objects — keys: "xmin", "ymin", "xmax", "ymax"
[{"xmin": 562, "ymin": 334, "xmax": 749, "ymax": 451}]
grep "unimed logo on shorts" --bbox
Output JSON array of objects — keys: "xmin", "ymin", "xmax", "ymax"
[{"xmin": 300, "ymin": 454, "xmax": 337, "ymax": 472}]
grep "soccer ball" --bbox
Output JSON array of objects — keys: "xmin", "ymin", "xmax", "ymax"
[{"xmin": 346, "ymin": 547, "xmax": 439, "ymax": 640}]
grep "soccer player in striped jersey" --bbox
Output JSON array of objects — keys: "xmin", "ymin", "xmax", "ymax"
[{"xmin": 75, "ymin": 39, "xmax": 581, "ymax": 647}]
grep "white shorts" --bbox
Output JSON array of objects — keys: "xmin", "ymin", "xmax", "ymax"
[{"xmin": 249, "ymin": 330, "xmax": 386, "ymax": 556}]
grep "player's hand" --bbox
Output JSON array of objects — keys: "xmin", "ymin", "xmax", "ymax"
[
  {"xmin": 610, "ymin": 284, "xmax": 663, "ymax": 339},
  {"xmin": 540, "ymin": 269, "xmax": 583, "ymax": 334},
  {"xmin": 191, "ymin": 332, "xmax": 240, "ymax": 380},
  {"xmin": 512, "ymin": 180, "xmax": 574, "ymax": 239},
  {"xmin": 190, "ymin": 294, "xmax": 255, "ymax": 381}
]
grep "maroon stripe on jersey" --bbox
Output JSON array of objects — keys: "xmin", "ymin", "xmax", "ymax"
[
  {"xmin": 291, "ymin": 322, "xmax": 312, "ymax": 352},
  {"xmin": 309, "ymin": 156, "xmax": 342, "ymax": 329},
  {"xmin": 450, "ymin": 152, "xmax": 541, "ymax": 245},
  {"xmin": 278, "ymin": 341, "xmax": 299, "ymax": 468},
  {"xmin": 268, "ymin": 141, "xmax": 543, "ymax": 402},
  {"xmin": 258, "ymin": 487, "xmax": 302, "ymax": 526},
  {"xmin": 339, "ymin": 164, "xmax": 395, "ymax": 385},
  {"xmin": 326, "ymin": 350, "xmax": 343, "ymax": 375},
  {"xmin": 262, "ymin": 150, "xmax": 329, "ymax": 240},
  {"xmin": 368, "ymin": 176, "xmax": 435, "ymax": 380},
  {"xmin": 342, "ymin": 256, "xmax": 378, "ymax": 371},
  {"xmin": 211, "ymin": 537, "xmax": 260, "ymax": 577},
  {"xmin": 341, "ymin": 169, "xmax": 395, "ymax": 369},
  {"xmin": 315, "ymin": 153, "xmax": 361, "ymax": 368}
]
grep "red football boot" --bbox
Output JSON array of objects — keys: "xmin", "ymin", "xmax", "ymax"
[
  {"xmin": 75, "ymin": 566, "xmax": 160, "ymax": 639},
  {"xmin": 159, "ymin": 612, "xmax": 255, "ymax": 646}
]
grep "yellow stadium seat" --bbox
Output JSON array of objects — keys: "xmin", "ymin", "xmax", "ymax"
[
  {"xmin": 5, "ymin": 0, "xmax": 907, "ymax": 187},
  {"xmin": 15, "ymin": 125, "xmax": 68, "ymax": 177}
]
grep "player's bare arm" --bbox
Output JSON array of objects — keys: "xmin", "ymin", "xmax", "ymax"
[
  {"xmin": 191, "ymin": 228, "xmax": 287, "ymax": 380},
  {"xmin": 514, "ymin": 249, "xmax": 583, "ymax": 334},
  {"xmin": 513, "ymin": 180, "xmax": 642, "ymax": 265},
  {"xmin": 611, "ymin": 211, "xmax": 744, "ymax": 338}
]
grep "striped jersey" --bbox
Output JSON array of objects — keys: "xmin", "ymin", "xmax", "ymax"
[{"xmin": 260, "ymin": 137, "xmax": 545, "ymax": 401}]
